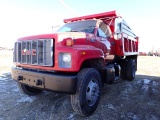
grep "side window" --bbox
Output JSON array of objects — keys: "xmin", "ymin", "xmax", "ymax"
[
  {"xmin": 98, "ymin": 22, "xmax": 112, "ymax": 38},
  {"xmin": 97, "ymin": 28, "xmax": 107, "ymax": 38}
]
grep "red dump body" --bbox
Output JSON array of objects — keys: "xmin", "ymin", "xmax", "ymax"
[{"xmin": 64, "ymin": 10, "xmax": 139, "ymax": 56}]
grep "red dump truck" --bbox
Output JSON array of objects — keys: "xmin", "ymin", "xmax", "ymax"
[{"xmin": 11, "ymin": 11, "xmax": 138, "ymax": 116}]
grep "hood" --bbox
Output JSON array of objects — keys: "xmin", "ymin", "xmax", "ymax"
[
  {"xmin": 17, "ymin": 32, "xmax": 90, "ymax": 42},
  {"xmin": 57, "ymin": 32, "xmax": 90, "ymax": 42}
]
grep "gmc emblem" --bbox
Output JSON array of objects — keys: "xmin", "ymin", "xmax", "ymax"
[{"xmin": 22, "ymin": 48, "xmax": 36, "ymax": 55}]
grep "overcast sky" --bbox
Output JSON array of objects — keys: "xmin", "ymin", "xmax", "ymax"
[{"xmin": 0, "ymin": 0, "xmax": 160, "ymax": 52}]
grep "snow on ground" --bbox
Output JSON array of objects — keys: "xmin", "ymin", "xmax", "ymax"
[
  {"xmin": 16, "ymin": 96, "xmax": 36, "ymax": 104},
  {"xmin": 143, "ymin": 79, "xmax": 151, "ymax": 84},
  {"xmin": 67, "ymin": 113, "xmax": 76, "ymax": 120}
]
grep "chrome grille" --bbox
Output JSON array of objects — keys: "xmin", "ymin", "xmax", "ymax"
[{"xmin": 14, "ymin": 39, "xmax": 54, "ymax": 66}]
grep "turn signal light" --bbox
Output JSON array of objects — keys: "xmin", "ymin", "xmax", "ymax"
[{"xmin": 66, "ymin": 38, "xmax": 73, "ymax": 47}]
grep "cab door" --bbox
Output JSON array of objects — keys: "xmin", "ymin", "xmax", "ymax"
[{"xmin": 91, "ymin": 22, "xmax": 111, "ymax": 55}]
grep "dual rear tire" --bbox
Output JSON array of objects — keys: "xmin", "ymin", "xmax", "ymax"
[
  {"xmin": 120, "ymin": 59, "xmax": 136, "ymax": 81},
  {"xmin": 125, "ymin": 59, "xmax": 136, "ymax": 80}
]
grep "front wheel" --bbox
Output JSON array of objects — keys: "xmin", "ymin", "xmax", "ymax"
[
  {"xmin": 71, "ymin": 68, "xmax": 102, "ymax": 116},
  {"xmin": 18, "ymin": 83, "xmax": 43, "ymax": 96}
]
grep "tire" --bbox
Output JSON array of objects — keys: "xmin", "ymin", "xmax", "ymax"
[
  {"xmin": 71, "ymin": 68, "xmax": 102, "ymax": 116},
  {"xmin": 117, "ymin": 59, "xmax": 126, "ymax": 80},
  {"xmin": 18, "ymin": 83, "xmax": 43, "ymax": 96},
  {"xmin": 125, "ymin": 59, "xmax": 136, "ymax": 81}
]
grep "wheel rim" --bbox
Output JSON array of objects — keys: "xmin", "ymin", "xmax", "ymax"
[{"xmin": 86, "ymin": 78, "xmax": 100, "ymax": 106}]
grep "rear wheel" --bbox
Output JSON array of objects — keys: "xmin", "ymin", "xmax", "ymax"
[
  {"xmin": 71, "ymin": 68, "xmax": 102, "ymax": 116},
  {"xmin": 125, "ymin": 59, "xmax": 136, "ymax": 81},
  {"xmin": 18, "ymin": 83, "xmax": 43, "ymax": 96}
]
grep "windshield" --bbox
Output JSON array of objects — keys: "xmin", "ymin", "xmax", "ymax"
[{"xmin": 56, "ymin": 20, "xmax": 97, "ymax": 34}]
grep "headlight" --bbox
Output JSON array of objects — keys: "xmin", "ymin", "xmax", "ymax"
[
  {"xmin": 62, "ymin": 54, "xmax": 71, "ymax": 62},
  {"xmin": 59, "ymin": 53, "xmax": 71, "ymax": 68}
]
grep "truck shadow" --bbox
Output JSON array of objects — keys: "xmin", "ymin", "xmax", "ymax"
[{"xmin": 101, "ymin": 74, "xmax": 160, "ymax": 96}]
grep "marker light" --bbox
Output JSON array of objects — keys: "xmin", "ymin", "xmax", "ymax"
[{"xmin": 66, "ymin": 38, "xmax": 73, "ymax": 47}]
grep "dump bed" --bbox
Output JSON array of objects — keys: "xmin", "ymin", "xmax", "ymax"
[
  {"xmin": 64, "ymin": 10, "xmax": 138, "ymax": 56},
  {"xmin": 64, "ymin": 11, "xmax": 119, "ymax": 23}
]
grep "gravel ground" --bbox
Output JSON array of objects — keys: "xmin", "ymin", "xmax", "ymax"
[{"xmin": 0, "ymin": 56, "xmax": 160, "ymax": 120}]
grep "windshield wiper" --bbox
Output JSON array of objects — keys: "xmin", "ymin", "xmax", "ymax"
[{"xmin": 70, "ymin": 30, "xmax": 79, "ymax": 32}]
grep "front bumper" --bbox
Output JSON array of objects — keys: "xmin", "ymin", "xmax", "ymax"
[{"xmin": 11, "ymin": 67, "xmax": 77, "ymax": 94}]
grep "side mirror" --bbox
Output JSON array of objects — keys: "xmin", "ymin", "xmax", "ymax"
[{"xmin": 113, "ymin": 33, "xmax": 122, "ymax": 40}]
